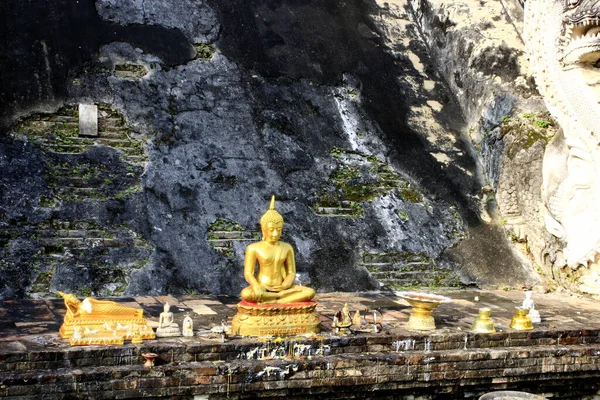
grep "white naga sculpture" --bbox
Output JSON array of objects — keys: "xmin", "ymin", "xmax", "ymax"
[{"xmin": 524, "ymin": 0, "xmax": 600, "ymax": 293}]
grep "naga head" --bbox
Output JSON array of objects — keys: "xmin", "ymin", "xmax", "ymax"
[
  {"xmin": 560, "ymin": 0, "xmax": 600, "ymax": 65},
  {"xmin": 526, "ymin": 0, "xmax": 600, "ymax": 289}
]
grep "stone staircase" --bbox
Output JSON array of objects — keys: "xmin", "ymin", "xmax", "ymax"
[
  {"xmin": 113, "ymin": 64, "xmax": 148, "ymax": 79},
  {"xmin": 206, "ymin": 218, "xmax": 259, "ymax": 258},
  {"xmin": 313, "ymin": 149, "xmax": 422, "ymax": 218},
  {"xmin": 15, "ymin": 104, "xmax": 147, "ymax": 164},
  {"xmin": 44, "ymin": 158, "xmax": 143, "ymax": 203},
  {"xmin": 0, "ymin": 219, "xmax": 153, "ymax": 297},
  {"xmin": 361, "ymin": 252, "xmax": 462, "ymax": 290}
]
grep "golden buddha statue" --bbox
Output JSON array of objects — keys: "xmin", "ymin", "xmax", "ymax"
[
  {"xmin": 58, "ymin": 292, "xmax": 154, "ymax": 341},
  {"xmin": 232, "ymin": 196, "xmax": 320, "ymax": 336},
  {"xmin": 240, "ymin": 196, "xmax": 315, "ymax": 304}
]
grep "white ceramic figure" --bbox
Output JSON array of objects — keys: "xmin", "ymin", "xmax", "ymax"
[
  {"xmin": 182, "ymin": 314, "xmax": 194, "ymax": 337},
  {"xmin": 155, "ymin": 303, "xmax": 181, "ymax": 338},
  {"xmin": 522, "ymin": 291, "xmax": 541, "ymax": 324}
]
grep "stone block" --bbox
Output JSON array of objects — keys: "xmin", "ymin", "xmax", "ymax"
[{"xmin": 79, "ymin": 104, "xmax": 98, "ymax": 137}]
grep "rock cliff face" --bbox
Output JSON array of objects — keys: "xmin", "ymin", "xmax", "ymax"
[{"xmin": 0, "ymin": 0, "xmax": 539, "ymax": 299}]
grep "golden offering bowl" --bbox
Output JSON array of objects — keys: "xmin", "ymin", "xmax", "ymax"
[
  {"xmin": 395, "ymin": 291, "xmax": 452, "ymax": 331},
  {"xmin": 472, "ymin": 307, "xmax": 496, "ymax": 333},
  {"xmin": 509, "ymin": 307, "xmax": 533, "ymax": 331}
]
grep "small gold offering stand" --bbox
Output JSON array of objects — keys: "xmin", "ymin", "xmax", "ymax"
[
  {"xmin": 472, "ymin": 307, "xmax": 496, "ymax": 333},
  {"xmin": 509, "ymin": 307, "xmax": 534, "ymax": 331},
  {"xmin": 395, "ymin": 291, "xmax": 452, "ymax": 331}
]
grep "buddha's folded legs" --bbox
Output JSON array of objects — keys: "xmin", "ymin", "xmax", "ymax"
[{"xmin": 240, "ymin": 285, "xmax": 315, "ymax": 304}]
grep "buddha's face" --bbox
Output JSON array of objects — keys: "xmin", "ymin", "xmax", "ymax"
[{"xmin": 262, "ymin": 221, "xmax": 283, "ymax": 244}]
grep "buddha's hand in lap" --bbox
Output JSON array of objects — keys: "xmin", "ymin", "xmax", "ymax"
[{"xmin": 251, "ymin": 284, "xmax": 264, "ymax": 301}]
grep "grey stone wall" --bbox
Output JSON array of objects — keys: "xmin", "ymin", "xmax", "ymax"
[
  {"xmin": 0, "ymin": 0, "xmax": 539, "ymax": 299},
  {"xmin": 407, "ymin": 0, "xmax": 563, "ymax": 291}
]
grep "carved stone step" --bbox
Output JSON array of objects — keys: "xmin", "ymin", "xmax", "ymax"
[
  {"xmin": 98, "ymin": 118, "xmax": 125, "ymax": 129},
  {"xmin": 315, "ymin": 207, "xmax": 357, "ymax": 214},
  {"xmin": 51, "ymin": 177, "xmax": 96, "ymax": 188},
  {"xmin": 98, "ymin": 131, "xmax": 128, "ymax": 139},
  {"xmin": 117, "ymin": 147, "xmax": 145, "ymax": 156},
  {"xmin": 35, "ymin": 229, "xmax": 135, "ymax": 239},
  {"xmin": 38, "ymin": 237, "xmax": 149, "ymax": 248},
  {"xmin": 97, "ymin": 137, "xmax": 136, "ymax": 146},
  {"xmin": 51, "ymin": 116, "xmax": 78, "ymax": 123},
  {"xmin": 41, "ymin": 144, "xmax": 90, "ymax": 154},
  {"xmin": 208, "ymin": 239, "xmax": 233, "ymax": 248},
  {"xmin": 371, "ymin": 270, "xmax": 441, "ymax": 280},
  {"xmin": 363, "ymin": 262, "xmax": 438, "ymax": 273},
  {"xmin": 55, "ymin": 187, "xmax": 101, "ymax": 196},
  {"xmin": 362, "ymin": 253, "xmax": 431, "ymax": 264}
]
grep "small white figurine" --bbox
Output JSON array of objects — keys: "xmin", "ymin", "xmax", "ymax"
[
  {"xmin": 156, "ymin": 303, "xmax": 181, "ymax": 338},
  {"xmin": 182, "ymin": 314, "xmax": 194, "ymax": 337},
  {"xmin": 522, "ymin": 291, "xmax": 541, "ymax": 323},
  {"xmin": 72, "ymin": 326, "xmax": 82, "ymax": 340}
]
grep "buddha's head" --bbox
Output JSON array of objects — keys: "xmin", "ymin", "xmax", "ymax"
[
  {"xmin": 164, "ymin": 302, "xmax": 170, "ymax": 313},
  {"xmin": 58, "ymin": 291, "xmax": 80, "ymax": 305},
  {"xmin": 260, "ymin": 196, "xmax": 284, "ymax": 244}
]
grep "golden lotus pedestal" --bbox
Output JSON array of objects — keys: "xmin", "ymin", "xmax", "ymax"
[
  {"xmin": 395, "ymin": 291, "xmax": 452, "ymax": 331},
  {"xmin": 231, "ymin": 301, "xmax": 320, "ymax": 337}
]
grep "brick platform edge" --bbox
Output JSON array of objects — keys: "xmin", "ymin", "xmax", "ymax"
[{"xmin": 1, "ymin": 329, "xmax": 599, "ymax": 399}]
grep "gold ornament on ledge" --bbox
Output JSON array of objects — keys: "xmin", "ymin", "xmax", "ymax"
[
  {"xmin": 332, "ymin": 303, "xmax": 353, "ymax": 334},
  {"xmin": 509, "ymin": 307, "xmax": 533, "ymax": 330},
  {"xmin": 472, "ymin": 307, "xmax": 496, "ymax": 333},
  {"xmin": 58, "ymin": 292, "xmax": 155, "ymax": 344},
  {"xmin": 231, "ymin": 196, "xmax": 320, "ymax": 336},
  {"xmin": 395, "ymin": 291, "xmax": 452, "ymax": 331}
]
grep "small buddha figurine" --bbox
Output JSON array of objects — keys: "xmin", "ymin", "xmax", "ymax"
[
  {"xmin": 352, "ymin": 310, "xmax": 362, "ymax": 327},
  {"xmin": 522, "ymin": 291, "xmax": 541, "ymax": 323},
  {"xmin": 240, "ymin": 196, "xmax": 315, "ymax": 304},
  {"xmin": 182, "ymin": 314, "xmax": 194, "ymax": 337},
  {"xmin": 341, "ymin": 303, "xmax": 352, "ymax": 325},
  {"xmin": 155, "ymin": 303, "xmax": 181, "ymax": 338}
]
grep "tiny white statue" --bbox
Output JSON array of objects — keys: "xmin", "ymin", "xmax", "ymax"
[
  {"xmin": 522, "ymin": 291, "xmax": 541, "ymax": 323},
  {"xmin": 182, "ymin": 314, "xmax": 194, "ymax": 337},
  {"xmin": 155, "ymin": 303, "xmax": 181, "ymax": 338},
  {"xmin": 72, "ymin": 326, "xmax": 82, "ymax": 340}
]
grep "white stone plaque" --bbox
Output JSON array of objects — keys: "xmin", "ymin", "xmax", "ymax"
[{"xmin": 79, "ymin": 104, "xmax": 98, "ymax": 137}]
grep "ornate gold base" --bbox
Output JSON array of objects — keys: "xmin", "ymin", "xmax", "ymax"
[
  {"xmin": 231, "ymin": 301, "xmax": 320, "ymax": 337},
  {"xmin": 60, "ymin": 318, "xmax": 155, "ymax": 340},
  {"xmin": 407, "ymin": 308, "xmax": 436, "ymax": 331},
  {"xmin": 70, "ymin": 334, "xmax": 125, "ymax": 346}
]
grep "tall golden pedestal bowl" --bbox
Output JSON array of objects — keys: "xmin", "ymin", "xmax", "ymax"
[{"xmin": 395, "ymin": 291, "xmax": 452, "ymax": 331}]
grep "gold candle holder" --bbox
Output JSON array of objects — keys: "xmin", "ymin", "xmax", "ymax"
[
  {"xmin": 509, "ymin": 307, "xmax": 533, "ymax": 330},
  {"xmin": 472, "ymin": 307, "xmax": 496, "ymax": 333}
]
